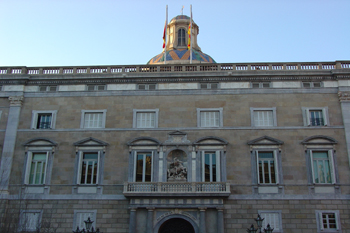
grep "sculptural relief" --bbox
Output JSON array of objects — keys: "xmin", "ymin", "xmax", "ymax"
[{"xmin": 167, "ymin": 150, "xmax": 187, "ymax": 181}]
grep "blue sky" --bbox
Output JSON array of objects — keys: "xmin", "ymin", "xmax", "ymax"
[{"xmin": 0, "ymin": 0, "xmax": 349, "ymax": 66}]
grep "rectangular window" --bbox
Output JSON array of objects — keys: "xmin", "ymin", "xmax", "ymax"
[
  {"xmin": 311, "ymin": 150, "xmax": 335, "ymax": 184},
  {"xmin": 257, "ymin": 151, "xmax": 279, "ymax": 184},
  {"xmin": 137, "ymin": 112, "xmax": 155, "ymax": 128},
  {"xmin": 87, "ymin": 85, "xmax": 106, "ymax": 91},
  {"xmin": 197, "ymin": 108, "xmax": 223, "ymax": 128},
  {"xmin": 28, "ymin": 153, "xmax": 48, "ymax": 185},
  {"xmin": 200, "ymin": 83, "xmax": 218, "ymax": 89},
  {"xmin": 252, "ymin": 82, "xmax": 271, "ymax": 88},
  {"xmin": 133, "ymin": 109, "xmax": 159, "ymax": 128},
  {"xmin": 39, "ymin": 85, "xmax": 57, "ymax": 92},
  {"xmin": 302, "ymin": 81, "xmax": 322, "ymax": 88},
  {"xmin": 80, "ymin": 110, "xmax": 106, "ymax": 128},
  {"xmin": 316, "ymin": 210, "xmax": 340, "ymax": 232},
  {"xmin": 303, "ymin": 107, "xmax": 328, "ymax": 126},
  {"xmin": 253, "ymin": 110, "xmax": 274, "ymax": 127},
  {"xmin": 19, "ymin": 210, "xmax": 42, "ymax": 232},
  {"xmin": 78, "ymin": 152, "xmax": 100, "ymax": 185},
  {"xmin": 135, "ymin": 152, "xmax": 153, "ymax": 182},
  {"xmin": 202, "ymin": 151, "xmax": 221, "ymax": 182},
  {"xmin": 31, "ymin": 110, "xmax": 57, "ymax": 129},
  {"xmin": 73, "ymin": 210, "xmax": 96, "ymax": 230},
  {"xmin": 259, "ymin": 211, "xmax": 282, "ymax": 232},
  {"xmin": 137, "ymin": 84, "xmax": 156, "ymax": 90}
]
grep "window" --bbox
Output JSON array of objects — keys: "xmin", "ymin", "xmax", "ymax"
[
  {"xmin": 87, "ymin": 84, "xmax": 106, "ymax": 91},
  {"xmin": 316, "ymin": 210, "xmax": 340, "ymax": 232},
  {"xmin": 77, "ymin": 152, "xmax": 101, "ymax": 185},
  {"xmin": 197, "ymin": 108, "xmax": 223, "ymax": 128},
  {"xmin": 310, "ymin": 150, "xmax": 335, "ymax": 184},
  {"xmin": 25, "ymin": 152, "xmax": 48, "ymax": 185},
  {"xmin": 133, "ymin": 109, "xmax": 159, "ymax": 128},
  {"xmin": 73, "ymin": 210, "xmax": 96, "ymax": 231},
  {"xmin": 258, "ymin": 211, "xmax": 282, "ymax": 233},
  {"xmin": 178, "ymin": 28, "xmax": 186, "ymax": 46},
  {"xmin": 134, "ymin": 152, "xmax": 153, "ymax": 182},
  {"xmin": 302, "ymin": 81, "xmax": 322, "ymax": 88},
  {"xmin": 257, "ymin": 151, "xmax": 278, "ymax": 184},
  {"xmin": 80, "ymin": 110, "xmax": 107, "ymax": 128},
  {"xmin": 39, "ymin": 85, "xmax": 57, "ymax": 92},
  {"xmin": 19, "ymin": 210, "xmax": 42, "ymax": 232},
  {"xmin": 252, "ymin": 82, "xmax": 271, "ymax": 88},
  {"xmin": 302, "ymin": 107, "xmax": 329, "ymax": 126},
  {"xmin": 200, "ymin": 83, "xmax": 218, "ymax": 89},
  {"xmin": 137, "ymin": 84, "xmax": 156, "ymax": 90},
  {"xmin": 31, "ymin": 110, "xmax": 57, "ymax": 129},
  {"xmin": 251, "ymin": 108, "xmax": 277, "ymax": 127},
  {"xmin": 248, "ymin": 136, "xmax": 284, "ymax": 193},
  {"xmin": 202, "ymin": 151, "xmax": 221, "ymax": 182}
]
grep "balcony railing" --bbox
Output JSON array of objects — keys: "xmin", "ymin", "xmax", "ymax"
[
  {"xmin": 0, "ymin": 61, "xmax": 349, "ymax": 76},
  {"xmin": 123, "ymin": 182, "xmax": 231, "ymax": 197}
]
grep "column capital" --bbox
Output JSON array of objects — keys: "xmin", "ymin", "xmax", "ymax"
[
  {"xmin": 198, "ymin": 207, "xmax": 207, "ymax": 211},
  {"xmin": 216, "ymin": 207, "xmax": 224, "ymax": 211},
  {"xmin": 338, "ymin": 91, "xmax": 350, "ymax": 102},
  {"xmin": 146, "ymin": 207, "xmax": 155, "ymax": 211},
  {"xmin": 129, "ymin": 207, "xmax": 138, "ymax": 211},
  {"xmin": 8, "ymin": 96, "xmax": 24, "ymax": 106}
]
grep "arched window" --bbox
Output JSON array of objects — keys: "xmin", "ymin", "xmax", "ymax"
[{"xmin": 178, "ymin": 28, "xmax": 186, "ymax": 46}]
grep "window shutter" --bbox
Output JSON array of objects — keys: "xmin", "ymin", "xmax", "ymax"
[
  {"xmin": 25, "ymin": 152, "xmax": 33, "ymax": 184},
  {"xmin": 306, "ymin": 109, "xmax": 311, "ymax": 126},
  {"xmin": 133, "ymin": 151, "xmax": 137, "ymax": 182},
  {"xmin": 328, "ymin": 150, "xmax": 336, "ymax": 184},
  {"xmin": 32, "ymin": 112, "xmax": 38, "ymax": 129},
  {"xmin": 256, "ymin": 151, "xmax": 260, "ymax": 184},
  {"xmin": 319, "ymin": 212, "xmax": 324, "ymax": 230},
  {"xmin": 77, "ymin": 152, "xmax": 82, "ymax": 184},
  {"xmin": 201, "ymin": 151, "xmax": 205, "ymax": 182},
  {"xmin": 274, "ymin": 150, "xmax": 279, "ymax": 184},
  {"xmin": 216, "ymin": 151, "xmax": 221, "ymax": 182},
  {"xmin": 43, "ymin": 152, "xmax": 49, "ymax": 184},
  {"xmin": 151, "ymin": 151, "xmax": 154, "ymax": 182},
  {"xmin": 335, "ymin": 212, "xmax": 339, "ymax": 230},
  {"xmin": 96, "ymin": 151, "xmax": 101, "ymax": 184},
  {"xmin": 322, "ymin": 109, "xmax": 328, "ymax": 126},
  {"xmin": 310, "ymin": 150, "xmax": 315, "ymax": 184}
]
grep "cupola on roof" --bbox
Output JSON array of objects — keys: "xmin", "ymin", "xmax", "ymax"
[{"xmin": 148, "ymin": 15, "xmax": 216, "ymax": 65}]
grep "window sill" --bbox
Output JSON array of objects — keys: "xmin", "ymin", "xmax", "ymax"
[{"xmin": 22, "ymin": 185, "xmax": 49, "ymax": 194}]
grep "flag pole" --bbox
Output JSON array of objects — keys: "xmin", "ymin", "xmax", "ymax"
[
  {"xmin": 190, "ymin": 4, "xmax": 192, "ymax": 64},
  {"xmin": 164, "ymin": 5, "xmax": 168, "ymax": 64}
]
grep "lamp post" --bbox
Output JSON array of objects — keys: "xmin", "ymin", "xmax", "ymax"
[
  {"xmin": 73, "ymin": 217, "xmax": 102, "ymax": 233},
  {"xmin": 246, "ymin": 214, "xmax": 274, "ymax": 233}
]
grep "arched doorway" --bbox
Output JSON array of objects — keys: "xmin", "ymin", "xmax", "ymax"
[{"xmin": 158, "ymin": 218, "xmax": 195, "ymax": 233}]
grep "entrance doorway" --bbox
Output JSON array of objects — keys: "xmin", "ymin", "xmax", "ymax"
[{"xmin": 158, "ymin": 218, "xmax": 195, "ymax": 233}]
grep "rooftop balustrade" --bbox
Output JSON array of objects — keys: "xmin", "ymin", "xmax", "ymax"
[
  {"xmin": 123, "ymin": 182, "xmax": 231, "ymax": 197},
  {"xmin": 0, "ymin": 61, "xmax": 349, "ymax": 76}
]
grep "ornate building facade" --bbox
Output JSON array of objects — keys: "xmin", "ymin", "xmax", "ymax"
[{"xmin": 0, "ymin": 15, "xmax": 350, "ymax": 233}]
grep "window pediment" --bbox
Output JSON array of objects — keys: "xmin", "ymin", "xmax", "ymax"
[
  {"xmin": 23, "ymin": 138, "xmax": 57, "ymax": 147},
  {"xmin": 74, "ymin": 137, "xmax": 108, "ymax": 152},
  {"xmin": 127, "ymin": 137, "xmax": 161, "ymax": 146},
  {"xmin": 247, "ymin": 136, "xmax": 284, "ymax": 146},
  {"xmin": 301, "ymin": 135, "xmax": 337, "ymax": 145}
]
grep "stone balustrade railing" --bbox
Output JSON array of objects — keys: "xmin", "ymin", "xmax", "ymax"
[
  {"xmin": 123, "ymin": 182, "xmax": 231, "ymax": 196},
  {"xmin": 0, "ymin": 61, "xmax": 349, "ymax": 76}
]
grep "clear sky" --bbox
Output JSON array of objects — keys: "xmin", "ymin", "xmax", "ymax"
[{"xmin": 0, "ymin": 0, "xmax": 349, "ymax": 67}]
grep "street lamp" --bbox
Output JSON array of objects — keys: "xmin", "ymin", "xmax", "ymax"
[
  {"xmin": 246, "ymin": 214, "xmax": 273, "ymax": 233},
  {"xmin": 73, "ymin": 217, "xmax": 102, "ymax": 233}
]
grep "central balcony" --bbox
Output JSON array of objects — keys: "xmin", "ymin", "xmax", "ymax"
[{"xmin": 123, "ymin": 182, "xmax": 231, "ymax": 197}]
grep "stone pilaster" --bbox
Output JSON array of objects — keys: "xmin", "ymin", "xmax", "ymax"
[
  {"xmin": 338, "ymin": 91, "xmax": 350, "ymax": 169},
  {"xmin": 128, "ymin": 207, "xmax": 137, "ymax": 233},
  {"xmin": 0, "ymin": 96, "xmax": 23, "ymax": 193},
  {"xmin": 217, "ymin": 207, "xmax": 225, "ymax": 233},
  {"xmin": 146, "ymin": 207, "xmax": 155, "ymax": 233},
  {"xmin": 199, "ymin": 207, "xmax": 207, "ymax": 233}
]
